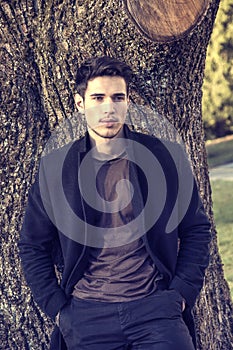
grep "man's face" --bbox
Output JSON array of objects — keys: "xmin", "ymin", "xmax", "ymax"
[{"xmin": 75, "ymin": 76, "xmax": 129, "ymax": 142}]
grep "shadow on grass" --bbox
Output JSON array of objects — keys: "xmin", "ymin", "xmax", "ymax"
[{"xmin": 206, "ymin": 136, "xmax": 233, "ymax": 168}]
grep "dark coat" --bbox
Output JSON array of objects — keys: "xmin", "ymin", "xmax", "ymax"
[{"xmin": 18, "ymin": 126, "xmax": 211, "ymax": 349}]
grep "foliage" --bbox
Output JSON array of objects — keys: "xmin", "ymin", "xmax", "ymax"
[{"xmin": 203, "ymin": 0, "xmax": 233, "ymax": 140}]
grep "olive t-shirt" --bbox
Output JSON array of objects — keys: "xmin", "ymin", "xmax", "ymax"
[{"xmin": 73, "ymin": 154, "xmax": 160, "ymax": 302}]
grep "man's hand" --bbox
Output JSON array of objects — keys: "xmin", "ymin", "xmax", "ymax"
[
  {"xmin": 182, "ymin": 299, "xmax": 186, "ymax": 312},
  {"xmin": 55, "ymin": 311, "xmax": 60, "ymax": 327}
]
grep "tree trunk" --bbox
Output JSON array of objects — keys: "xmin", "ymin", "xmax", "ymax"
[{"xmin": 1, "ymin": 0, "xmax": 232, "ymax": 349}]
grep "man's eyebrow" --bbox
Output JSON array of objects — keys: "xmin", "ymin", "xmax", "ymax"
[
  {"xmin": 89, "ymin": 93, "xmax": 126, "ymax": 97},
  {"xmin": 112, "ymin": 93, "xmax": 126, "ymax": 96}
]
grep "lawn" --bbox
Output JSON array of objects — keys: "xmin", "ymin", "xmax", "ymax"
[
  {"xmin": 206, "ymin": 136, "xmax": 233, "ymax": 297},
  {"xmin": 210, "ymin": 180, "xmax": 233, "ymax": 298},
  {"xmin": 206, "ymin": 136, "xmax": 233, "ymax": 168}
]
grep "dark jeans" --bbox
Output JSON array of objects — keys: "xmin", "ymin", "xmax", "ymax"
[{"xmin": 59, "ymin": 289, "xmax": 195, "ymax": 350}]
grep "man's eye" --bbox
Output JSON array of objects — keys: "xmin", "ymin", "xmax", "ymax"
[
  {"xmin": 113, "ymin": 96, "xmax": 125, "ymax": 102},
  {"xmin": 93, "ymin": 96, "xmax": 103, "ymax": 101}
]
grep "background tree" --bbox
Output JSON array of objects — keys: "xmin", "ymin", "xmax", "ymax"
[
  {"xmin": 1, "ymin": 0, "xmax": 233, "ymax": 349},
  {"xmin": 203, "ymin": 0, "xmax": 233, "ymax": 139}
]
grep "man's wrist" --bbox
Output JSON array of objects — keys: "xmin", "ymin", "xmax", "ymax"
[
  {"xmin": 55, "ymin": 311, "xmax": 60, "ymax": 327},
  {"xmin": 182, "ymin": 299, "xmax": 186, "ymax": 312}
]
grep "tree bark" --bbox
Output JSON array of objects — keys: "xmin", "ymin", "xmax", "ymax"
[{"xmin": 1, "ymin": 0, "xmax": 232, "ymax": 349}]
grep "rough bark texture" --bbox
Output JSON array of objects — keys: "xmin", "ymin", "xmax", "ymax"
[{"xmin": 1, "ymin": 0, "xmax": 232, "ymax": 349}]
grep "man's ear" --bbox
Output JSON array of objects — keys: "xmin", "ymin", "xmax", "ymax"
[{"xmin": 74, "ymin": 93, "xmax": 84, "ymax": 112}]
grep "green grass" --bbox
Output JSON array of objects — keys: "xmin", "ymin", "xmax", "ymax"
[
  {"xmin": 206, "ymin": 136, "xmax": 233, "ymax": 297},
  {"xmin": 211, "ymin": 180, "xmax": 233, "ymax": 298},
  {"xmin": 206, "ymin": 137, "xmax": 233, "ymax": 168}
]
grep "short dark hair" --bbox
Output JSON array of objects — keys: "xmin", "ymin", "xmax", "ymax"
[{"xmin": 75, "ymin": 56, "xmax": 133, "ymax": 98}]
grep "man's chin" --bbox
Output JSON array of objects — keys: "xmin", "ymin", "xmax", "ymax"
[{"xmin": 90, "ymin": 125, "xmax": 124, "ymax": 139}]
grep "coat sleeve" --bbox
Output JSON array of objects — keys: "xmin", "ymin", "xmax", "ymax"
[
  {"xmin": 169, "ymin": 147, "xmax": 211, "ymax": 307},
  {"xmin": 18, "ymin": 174, "xmax": 69, "ymax": 320}
]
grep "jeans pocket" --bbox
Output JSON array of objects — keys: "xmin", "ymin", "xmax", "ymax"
[
  {"xmin": 167, "ymin": 289, "xmax": 184, "ymax": 314},
  {"xmin": 170, "ymin": 289, "xmax": 183, "ymax": 301},
  {"xmin": 59, "ymin": 300, "xmax": 72, "ymax": 337}
]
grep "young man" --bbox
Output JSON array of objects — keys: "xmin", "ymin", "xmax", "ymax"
[{"xmin": 19, "ymin": 56, "xmax": 211, "ymax": 350}]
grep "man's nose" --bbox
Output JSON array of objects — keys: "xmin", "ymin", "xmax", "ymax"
[{"xmin": 103, "ymin": 99, "xmax": 115, "ymax": 114}]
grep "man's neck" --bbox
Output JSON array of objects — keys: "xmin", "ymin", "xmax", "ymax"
[{"xmin": 89, "ymin": 126, "xmax": 127, "ymax": 160}]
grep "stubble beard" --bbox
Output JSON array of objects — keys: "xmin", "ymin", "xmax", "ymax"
[{"xmin": 89, "ymin": 123, "xmax": 124, "ymax": 139}]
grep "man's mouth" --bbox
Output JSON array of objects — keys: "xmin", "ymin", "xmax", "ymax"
[
  {"xmin": 99, "ymin": 118, "xmax": 118, "ymax": 123},
  {"xmin": 98, "ymin": 118, "xmax": 119, "ymax": 127}
]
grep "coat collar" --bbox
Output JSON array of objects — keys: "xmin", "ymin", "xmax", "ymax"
[{"xmin": 77, "ymin": 124, "xmax": 136, "ymax": 154}]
